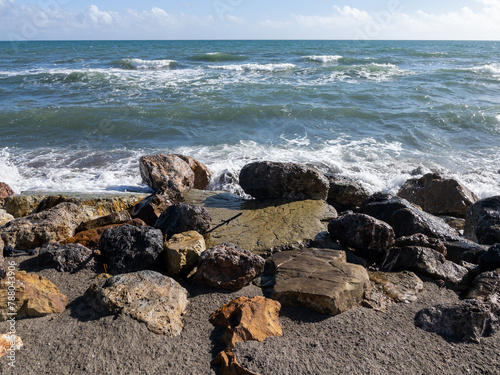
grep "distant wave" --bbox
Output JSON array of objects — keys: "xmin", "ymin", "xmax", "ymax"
[
  {"xmin": 190, "ymin": 52, "xmax": 247, "ymax": 62},
  {"xmin": 317, "ymin": 63, "xmax": 411, "ymax": 83},
  {"xmin": 116, "ymin": 58, "xmax": 177, "ymax": 70},
  {"xmin": 208, "ymin": 63, "xmax": 296, "ymax": 72},
  {"xmin": 303, "ymin": 55, "xmax": 342, "ymax": 63}
]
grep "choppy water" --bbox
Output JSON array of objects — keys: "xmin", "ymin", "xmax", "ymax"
[{"xmin": 0, "ymin": 40, "xmax": 499, "ymax": 198}]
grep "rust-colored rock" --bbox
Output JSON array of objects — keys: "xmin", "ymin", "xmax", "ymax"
[
  {"xmin": 215, "ymin": 349, "xmax": 260, "ymax": 375},
  {"xmin": 0, "ymin": 182, "xmax": 14, "ymax": 207},
  {"xmin": 175, "ymin": 154, "xmax": 212, "ymax": 190},
  {"xmin": 0, "ymin": 334, "xmax": 23, "ymax": 359},
  {"xmin": 139, "ymin": 154, "xmax": 195, "ymax": 193}
]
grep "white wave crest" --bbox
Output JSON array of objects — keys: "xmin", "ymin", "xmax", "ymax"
[
  {"xmin": 208, "ymin": 63, "xmax": 296, "ymax": 72},
  {"xmin": 470, "ymin": 63, "xmax": 500, "ymax": 79},
  {"xmin": 126, "ymin": 58, "xmax": 176, "ymax": 69},
  {"xmin": 303, "ymin": 55, "xmax": 342, "ymax": 63}
]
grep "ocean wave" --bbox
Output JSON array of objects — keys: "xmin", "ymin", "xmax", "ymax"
[
  {"xmin": 208, "ymin": 63, "xmax": 296, "ymax": 72},
  {"xmin": 116, "ymin": 58, "xmax": 177, "ymax": 70},
  {"xmin": 470, "ymin": 63, "xmax": 500, "ymax": 79},
  {"xmin": 312, "ymin": 63, "xmax": 411, "ymax": 83},
  {"xmin": 303, "ymin": 55, "xmax": 342, "ymax": 63},
  {"xmin": 190, "ymin": 52, "xmax": 247, "ymax": 62}
]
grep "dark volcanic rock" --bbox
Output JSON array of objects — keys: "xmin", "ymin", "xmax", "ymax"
[
  {"xmin": 465, "ymin": 196, "xmax": 500, "ymax": 245},
  {"xmin": 360, "ymin": 193, "xmax": 459, "ymax": 240},
  {"xmin": 466, "ymin": 269, "xmax": 500, "ymax": 301},
  {"xmin": 155, "ymin": 203, "xmax": 212, "ymax": 238},
  {"xmin": 397, "ymin": 173, "xmax": 478, "ymax": 218},
  {"xmin": 99, "ymin": 225, "xmax": 164, "ymax": 275},
  {"xmin": 325, "ymin": 174, "xmax": 370, "ymax": 211},
  {"xmin": 444, "ymin": 239, "xmax": 488, "ymax": 265},
  {"xmin": 194, "ymin": 243, "xmax": 265, "ymax": 290},
  {"xmin": 139, "ymin": 154, "xmax": 195, "ymax": 193},
  {"xmin": 133, "ymin": 189, "xmax": 182, "ymax": 226},
  {"xmin": 38, "ymin": 243, "xmax": 95, "ymax": 272},
  {"xmin": 415, "ymin": 300, "xmax": 500, "ymax": 343},
  {"xmin": 395, "ymin": 233, "xmax": 447, "ymax": 255},
  {"xmin": 478, "ymin": 244, "xmax": 500, "ymax": 272},
  {"xmin": 239, "ymin": 161, "xmax": 329, "ymax": 200}
]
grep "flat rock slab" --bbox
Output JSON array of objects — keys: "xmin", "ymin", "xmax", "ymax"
[
  {"xmin": 184, "ymin": 190, "xmax": 337, "ymax": 255},
  {"xmin": 270, "ymin": 248, "xmax": 370, "ymax": 315}
]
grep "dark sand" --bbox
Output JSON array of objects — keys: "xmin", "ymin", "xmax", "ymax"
[{"xmin": 1, "ymin": 255, "xmax": 499, "ymax": 375}]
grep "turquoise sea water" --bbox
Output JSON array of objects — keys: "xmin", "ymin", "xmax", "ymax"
[{"xmin": 0, "ymin": 40, "xmax": 499, "ymax": 197}]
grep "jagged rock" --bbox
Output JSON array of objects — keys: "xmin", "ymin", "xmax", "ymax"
[
  {"xmin": 184, "ymin": 190, "xmax": 337, "ymax": 255},
  {"xmin": 367, "ymin": 271, "xmax": 424, "ymax": 310},
  {"xmin": 139, "ymin": 154, "xmax": 195, "ymax": 193},
  {"xmin": 215, "ymin": 349, "xmax": 259, "ymax": 375},
  {"xmin": 325, "ymin": 174, "xmax": 370, "ymax": 211},
  {"xmin": 444, "ymin": 239, "xmax": 488, "ymax": 265},
  {"xmin": 175, "ymin": 154, "xmax": 212, "ymax": 190},
  {"xmin": 395, "ymin": 233, "xmax": 447, "ymax": 255},
  {"xmin": 0, "ymin": 182, "xmax": 14, "ymax": 207},
  {"xmin": 382, "ymin": 246, "xmax": 469, "ymax": 285},
  {"xmin": 0, "ymin": 202, "xmax": 81, "ymax": 250},
  {"xmin": 99, "ymin": 225, "xmax": 163, "ymax": 275},
  {"xmin": 465, "ymin": 196, "xmax": 500, "ymax": 245},
  {"xmin": 239, "ymin": 161, "xmax": 329, "ymax": 201},
  {"xmin": 210, "ymin": 296, "xmax": 282, "ymax": 348},
  {"xmin": 195, "ymin": 243, "xmax": 265, "ymax": 290},
  {"xmin": 132, "ymin": 190, "xmax": 182, "ymax": 226},
  {"xmin": 84, "ymin": 270, "xmax": 188, "ymax": 336},
  {"xmin": 270, "ymin": 248, "xmax": 370, "ymax": 315},
  {"xmin": 478, "ymin": 244, "xmax": 500, "ymax": 272},
  {"xmin": 164, "ymin": 231, "xmax": 205, "ymax": 276},
  {"xmin": 155, "ymin": 203, "xmax": 212, "ymax": 238},
  {"xmin": 0, "ymin": 209, "xmax": 14, "ymax": 227},
  {"xmin": 0, "ymin": 271, "xmax": 68, "ymax": 320},
  {"xmin": 38, "ymin": 243, "xmax": 95, "ymax": 272},
  {"xmin": 415, "ymin": 300, "xmax": 500, "ymax": 343},
  {"xmin": 76, "ymin": 210, "xmax": 132, "ymax": 233},
  {"xmin": 466, "ymin": 269, "xmax": 500, "ymax": 301},
  {"xmin": 360, "ymin": 193, "xmax": 459, "ymax": 240},
  {"xmin": 328, "ymin": 213, "xmax": 394, "ymax": 260},
  {"xmin": 398, "ymin": 173, "xmax": 478, "ymax": 218},
  {"xmin": 0, "ymin": 334, "xmax": 23, "ymax": 359}
]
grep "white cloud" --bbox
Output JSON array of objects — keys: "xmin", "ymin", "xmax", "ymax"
[{"xmin": 88, "ymin": 5, "xmax": 115, "ymax": 25}]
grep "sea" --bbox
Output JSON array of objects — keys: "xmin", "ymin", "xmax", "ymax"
[{"xmin": 0, "ymin": 40, "xmax": 499, "ymax": 198}]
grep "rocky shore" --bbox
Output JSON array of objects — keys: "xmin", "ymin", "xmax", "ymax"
[{"xmin": 0, "ymin": 155, "xmax": 499, "ymax": 374}]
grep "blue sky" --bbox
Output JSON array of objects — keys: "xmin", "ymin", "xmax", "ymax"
[{"xmin": 1, "ymin": 0, "xmax": 500, "ymax": 40}]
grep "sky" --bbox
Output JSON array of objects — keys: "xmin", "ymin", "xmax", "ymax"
[{"xmin": 1, "ymin": 0, "xmax": 500, "ymax": 41}]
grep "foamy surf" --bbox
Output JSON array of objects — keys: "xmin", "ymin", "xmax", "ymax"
[
  {"xmin": 208, "ymin": 63, "xmax": 296, "ymax": 72},
  {"xmin": 303, "ymin": 55, "xmax": 343, "ymax": 63}
]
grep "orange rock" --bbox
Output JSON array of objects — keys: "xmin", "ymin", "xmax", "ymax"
[
  {"xmin": 0, "ymin": 334, "xmax": 23, "ymax": 358},
  {"xmin": 210, "ymin": 296, "xmax": 282, "ymax": 349},
  {"xmin": 215, "ymin": 349, "xmax": 259, "ymax": 375}
]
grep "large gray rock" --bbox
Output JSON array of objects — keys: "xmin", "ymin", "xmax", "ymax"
[
  {"xmin": 478, "ymin": 244, "xmax": 500, "ymax": 272},
  {"xmin": 239, "ymin": 161, "xmax": 329, "ymax": 201},
  {"xmin": 0, "ymin": 202, "xmax": 81, "ymax": 250},
  {"xmin": 139, "ymin": 154, "xmax": 195, "ymax": 193},
  {"xmin": 38, "ymin": 243, "xmax": 95, "ymax": 272},
  {"xmin": 328, "ymin": 213, "xmax": 394, "ymax": 260},
  {"xmin": 325, "ymin": 174, "xmax": 370, "ymax": 211},
  {"xmin": 382, "ymin": 246, "xmax": 469, "ymax": 285},
  {"xmin": 99, "ymin": 225, "xmax": 164, "ymax": 275},
  {"xmin": 398, "ymin": 173, "xmax": 478, "ymax": 218},
  {"xmin": 444, "ymin": 239, "xmax": 488, "ymax": 265},
  {"xmin": 155, "ymin": 203, "xmax": 212, "ymax": 238},
  {"xmin": 194, "ymin": 243, "xmax": 265, "ymax": 290},
  {"xmin": 465, "ymin": 196, "xmax": 500, "ymax": 245},
  {"xmin": 415, "ymin": 300, "xmax": 500, "ymax": 343},
  {"xmin": 84, "ymin": 270, "xmax": 188, "ymax": 336},
  {"xmin": 466, "ymin": 269, "xmax": 500, "ymax": 301},
  {"xmin": 360, "ymin": 193, "xmax": 459, "ymax": 240}
]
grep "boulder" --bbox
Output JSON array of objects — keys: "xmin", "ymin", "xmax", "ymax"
[
  {"xmin": 325, "ymin": 174, "xmax": 370, "ymax": 211},
  {"xmin": 155, "ymin": 203, "xmax": 212, "ymax": 238},
  {"xmin": 0, "ymin": 209, "xmax": 14, "ymax": 227},
  {"xmin": 444, "ymin": 239, "xmax": 488, "ymax": 265},
  {"xmin": 184, "ymin": 190, "xmax": 337, "ymax": 255},
  {"xmin": 239, "ymin": 161, "xmax": 329, "ymax": 201},
  {"xmin": 397, "ymin": 173, "xmax": 478, "ymax": 217},
  {"xmin": 99, "ymin": 225, "xmax": 164, "ymax": 275},
  {"xmin": 139, "ymin": 154, "xmax": 195, "ymax": 193},
  {"xmin": 0, "ymin": 271, "xmax": 68, "ymax": 320},
  {"xmin": 270, "ymin": 248, "xmax": 370, "ymax": 315},
  {"xmin": 84, "ymin": 270, "xmax": 188, "ymax": 336},
  {"xmin": 381, "ymin": 246, "xmax": 469, "ymax": 285},
  {"xmin": 0, "ymin": 182, "xmax": 14, "ymax": 207},
  {"xmin": 76, "ymin": 210, "xmax": 131, "ymax": 233},
  {"xmin": 478, "ymin": 244, "xmax": 500, "ymax": 271},
  {"xmin": 194, "ymin": 243, "xmax": 265, "ymax": 291},
  {"xmin": 415, "ymin": 300, "xmax": 500, "ymax": 343},
  {"xmin": 360, "ymin": 193, "xmax": 459, "ymax": 240},
  {"xmin": 465, "ymin": 196, "xmax": 500, "ymax": 245},
  {"xmin": 466, "ymin": 269, "xmax": 500, "ymax": 301},
  {"xmin": 0, "ymin": 334, "xmax": 23, "ymax": 359},
  {"xmin": 175, "ymin": 154, "xmax": 212, "ymax": 190},
  {"xmin": 0, "ymin": 202, "xmax": 81, "ymax": 250},
  {"xmin": 38, "ymin": 243, "xmax": 95, "ymax": 272},
  {"xmin": 132, "ymin": 190, "xmax": 182, "ymax": 226},
  {"xmin": 395, "ymin": 233, "xmax": 447, "ymax": 255},
  {"xmin": 2, "ymin": 194, "xmax": 45, "ymax": 218},
  {"xmin": 367, "ymin": 271, "xmax": 424, "ymax": 310},
  {"xmin": 328, "ymin": 213, "xmax": 395, "ymax": 260},
  {"xmin": 164, "ymin": 231, "xmax": 205, "ymax": 276}
]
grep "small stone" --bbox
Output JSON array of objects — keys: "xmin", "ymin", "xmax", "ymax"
[
  {"xmin": 155, "ymin": 203, "xmax": 212, "ymax": 238},
  {"xmin": 368, "ymin": 271, "xmax": 424, "ymax": 310},
  {"xmin": 164, "ymin": 231, "xmax": 206, "ymax": 276}
]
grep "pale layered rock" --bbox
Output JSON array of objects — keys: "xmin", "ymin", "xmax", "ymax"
[
  {"xmin": 139, "ymin": 154, "xmax": 195, "ymax": 193},
  {"xmin": 395, "ymin": 233, "xmax": 447, "ymax": 255},
  {"xmin": 85, "ymin": 270, "xmax": 188, "ymax": 336},
  {"xmin": 0, "ymin": 202, "xmax": 81, "ymax": 250},
  {"xmin": 184, "ymin": 190, "xmax": 337, "ymax": 255},
  {"xmin": 270, "ymin": 248, "xmax": 370, "ymax": 315},
  {"xmin": 76, "ymin": 210, "xmax": 131, "ymax": 233},
  {"xmin": 398, "ymin": 173, "xmax": 478, "ymax": 217},
  {"xmin": 164, "ymin": 231, "xmax": 205, "ymax": 276},
  {"xmin": 466, "ymin": 269, "xmax": 500, "ymax": 301},
  {"xmin": 155, "ymin": 203, "xmax": 212, "ymax": 238},
  {"xmin": 132, "ymin": 190, "xmax": 182, "ymax": 226},
  {"xmin": 175, "ymin": 154, "xmax": 212, "ymax": 190},
  {"xmin": 325, "ymin": 174, "xmax": 370, "ymax": 211},
  {"xmin": 0, "ymin": 334, "xmax": 23, "ymax": 359},
  {"xmin": 367, "ymin": 271, "xmax": 424, "ymax": 311},
  {"xmin": 38, "ymin": 243, "xmax": 95, "ymax": 272},
  {"xmin": 0, "ymin": 271, "xmax": 68, "ymax": 320},
  {"xmin": 0, "ymin": 209, "xmax": 14, "ymax": 227},
  {"xmin": 239, "ymin": 161, "xmax": 329, "ymax": 201},
  {"xmin": 465, "ymin": 196, "xmax": 500, "ymax": 245}
]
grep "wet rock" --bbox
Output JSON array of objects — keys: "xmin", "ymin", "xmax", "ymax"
[
  {"xmin": 478, "ymin": 244, "xmax": 500, "ymax": 271},
  {"xmin": 441, "ymin": 216, "xmax": 466, "ymax": 232},
  {"xmin": 466, "ymin": 269, "xmax": 500, "ymax": 301},
  {"xmin": 444, "ymin": 239, "xmax": 488, "ymax": 265},
  {"xmin": 155, "ymin": 203, "xmax": 212, "ymax": 238},
  {"xmin": 360, "ymin": 193, "xmax": 459, "ymax": 240},
  {"xmin": 0, "ymin": 202, "xmax": 81, "ymax": 250},
  {"xmin": 465, "ymin": 196, "xmax": 500, "ymax": 245},
  {"xmin": 328, "ymin": 213, "xmax": 395, "ymax": 260},
  {"xmin": 239, "ymin": 161, "xmax": 329, "ymax": 201},
  {"xmin": 194, "ymin": 243, "xmax": 265, "ymax": 290},
  {"xmin": 99, "ymin": 225, "xmax": 164, "ymax": 275},
  {"xmin": 164, "ymin": 231, "xmax": 206, "ymax": 276},
  {"xmin": 139, "ymin": 154, "xmax": 195, "ymax": 193},
  {"xmin": 85, "ymin": 270, "xmax": 188, "ymax": 336},
  {"xmin": 367, "ymin": 271, "xmax": 424, "ymax": 311},
  {"xmin": 0, "ymin": 182, "xmax": 14, "ymax": 207},
  {"xmin": 398, "ymin": 173, "xmax": 478, "ymax": 217},
  {"xmin": 415, "ymin": 299, "xmax": 500, "ymax": 343},
  {"xmin": 175, "ymin": 154, "xmax": 212, "ymax": 190},
  {"xmin": 0, "ymin": 209, "xmax": 14, "ymax": 227},
  {"xmin": 325, "ymin": 174, "xmax": 370, "ymax": 211},
  {"xmin": 38, "ymin": 243, "xmax": 95, "ymax": 272},
  {"xmin": 132, "ymin": 190, "xmax": 182, "ymax": 226},
  {"xmin": 0, "ymin": 334, "xmax": 23, "ymax": 359},
  {"xmin": 382, "ymin": 246, "xmax": 469, "ymax": 285},
  {"xmin": 395, "ymin": 233, "xmax": 447, "ymax": 255},
  {"xmin": 270, "ymin": 248, "xmax": 370, "ymax": 315},
  {"xmin": 76, "ymin": 210, "xmax": 131, "ymax": 233},
  {"xmin": 0, "ymin": 271, "xmax": 68, "ymax": 320}
]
